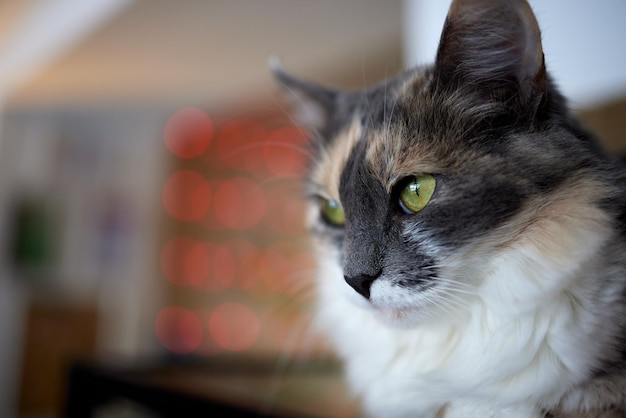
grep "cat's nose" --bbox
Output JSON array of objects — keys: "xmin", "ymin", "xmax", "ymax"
[{"xmin": 344, "ymin": 273, "xmax": 378, "ymax": 299}]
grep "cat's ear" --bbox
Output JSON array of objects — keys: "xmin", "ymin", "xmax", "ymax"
[
  {"xmin": 270, "ymin": 58, "xmax": 338, "ymax": 134},
  {"xmin": 434, "ymin": 0, "xmax": 546, "ymax": 101}
]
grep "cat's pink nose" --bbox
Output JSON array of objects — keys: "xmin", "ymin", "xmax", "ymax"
[{"xmin": 344, "ymin": 273, "xmax": 378, "ymax": 299}]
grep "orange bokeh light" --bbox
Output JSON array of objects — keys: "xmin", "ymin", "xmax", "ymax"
[
  {"xmin": 155, "ymin": 306, "xmax": 203, "ymax": 354},
  {"xmin": 263, "ymin": 184, "xmax": 307, "ymax": 234},
  {"xmin": 216, "ymin": 119, "xmax": 267, "ymax": 172},
  {"xmin": 221, "ymin": 238, "xmax": 258, "ymax": 290},
  {"xmin": 237, "ymin": 248, "xmax": 265, "ymax": 291},
  {"xmin": 213, "ymin": 177, "xmax": 266, "ymax": 229},
  {"xmin": 282, "ymin": 250, "xmax": 315, "ymax": 291},
  {"xmin": 162, "ymin": 169, "xmax": 211, "ymax": 222},
  {"xmin": 160, "ymin": 236, "xmax": 209, "ymax": 286},
  {"xmin": 258, "ymin": 247, "xmax": 288, "ymax": 292},
  {"xmin": 210, "ymin": 244, "xmax": 237, "ymax": 288},
  {"xmin": 257, "ymin": 245, "xmax": 315, "ymax": 293},
  {"xmin": 164, "ymin": 107, "xmax": 213, "ymax": 159},
  {"xmin": 208, "ymin": 303, "xmax": 260, "ymax": 352},
  {"xmin": 263, "ymin": 126, "xmax": 307, "ymax": 178},
  {"xmin": 193, "ymin": 242, "xmax": 236, "ymax": 292}
]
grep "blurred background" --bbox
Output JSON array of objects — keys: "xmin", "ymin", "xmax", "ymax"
[{"xmin": 0, "ymin": 1, "xmax": 624, "ymax": 417}]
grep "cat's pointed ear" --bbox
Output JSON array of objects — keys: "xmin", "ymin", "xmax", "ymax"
[
  {"xmin": 271, "ymin": 58, "xmax": 338, "ymax": 133},
  {"xmin": 434, "ymin": 0, "xmax": 546, "ymax": 100}
]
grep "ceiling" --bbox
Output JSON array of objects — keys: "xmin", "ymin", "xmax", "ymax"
[{"xmin": 3, "ymin": 0, "xmax": 405, "ymax": 109}]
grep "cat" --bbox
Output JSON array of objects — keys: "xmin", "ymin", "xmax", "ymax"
[{"xmin": 273, "ymin": 0, "xmax": 626, "ymax": 416}]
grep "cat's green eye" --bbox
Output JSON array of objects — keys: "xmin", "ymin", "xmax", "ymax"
[
  {"xmin": 321, "ymin": 199, "xmax": 345, "ymax": 226},
  {"xmin": 398, "ymin": 174, "xmax": 436, "ymax": 214}
]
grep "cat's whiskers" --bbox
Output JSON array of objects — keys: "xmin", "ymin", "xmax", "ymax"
[
  {"xmin": 422, "ymin": 292, "xmax": 466, "ymax": 323},
  {"xmin": 283, "ymin": 270, "xmax": 317, "ymax": 302},
  {"xmin": 434, "ymin": 285, "xmax": 480, "ymax": 316},
  {"xmin": 433, "ymin": 287, "xmax": 470, "ymax": 309},
  {"xmin": 437, "ymin": 279, "xmax": 479, "ymax": 296},
  {"xmin": 433, "ymin": 292, "xmax": 472, "ymax": 320},
  {"xmin": 421, "ymin": 280, "xmax": 478, "ymax": 321},
  {"xmin": 418, "ymin": 265, "xmax": 438, "ymax": 271}
]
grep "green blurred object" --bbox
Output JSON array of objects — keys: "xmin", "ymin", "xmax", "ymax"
[{"xmin": 10, "ymin": 196, "xmax": 57, "ymax": 278}]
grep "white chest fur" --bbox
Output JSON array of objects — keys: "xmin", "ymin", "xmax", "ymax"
[{"xmin": 313, "ymin": 216, "xmax": 617, "ymax": 418}]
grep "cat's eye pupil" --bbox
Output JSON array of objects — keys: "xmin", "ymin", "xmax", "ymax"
[
  {"xmin": 321, "ymin": 199, "xmax": 345, "ymax": 226},
  {"xmin": 398, "ymin": 174, "xmax": 436, "ymax": 214}
]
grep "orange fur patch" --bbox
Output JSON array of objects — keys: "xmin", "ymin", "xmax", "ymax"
[
  {"xmin": 478, "ymin": 176, "xmax": 613, "ymax": 260},
  {"xmin": 311, "ymin": 117, "xmax": 362, "ymax": 201}
]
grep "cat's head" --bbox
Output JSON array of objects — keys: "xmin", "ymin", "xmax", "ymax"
[{"xmin": 274, "ymin": 0, "xmax": 614, "ymax": 327}]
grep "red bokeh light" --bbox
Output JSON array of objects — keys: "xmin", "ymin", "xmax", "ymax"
[
  {"xmin": 263, "ymin": 126, "xmax": 307, "ymax": 178},
  {"xmin": 216, "ymin": 119, "xmax": 267, "ymax": 172},
  {"xmin": 213, "ymin": 177, "xmax": 266, "ymax": 229},
  {"xmin": 164, "ymin": 107, "xmax": 213, "ymax": 159},
  {"xmin": 208, "ymin": 302, "xmax": 260, "ymax": 352},
  {"xmin": 155, "ymin": 306, "xmax": 203, "ymax": 354},
  {"xmin": 160, "ymin": 236, "xmax": 209, "ymax": 286},
  {"xmin": 162, "ymin": 170, "xmax": 211, "ymax": 222}
]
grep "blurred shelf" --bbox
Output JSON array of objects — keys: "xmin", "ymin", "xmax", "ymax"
[{"xmin": 64, "ymin": 355, "xmax": 363, "ymax": 418}]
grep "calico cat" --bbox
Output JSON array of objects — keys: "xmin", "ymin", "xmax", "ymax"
[{"xmin": 273, "ymin": 0, "xmax": 626, "ymax": 416}]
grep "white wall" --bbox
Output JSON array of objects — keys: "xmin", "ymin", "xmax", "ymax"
[{"xmin": 403, "ymin": 0, "xmax": 626, "ymax": 109}]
